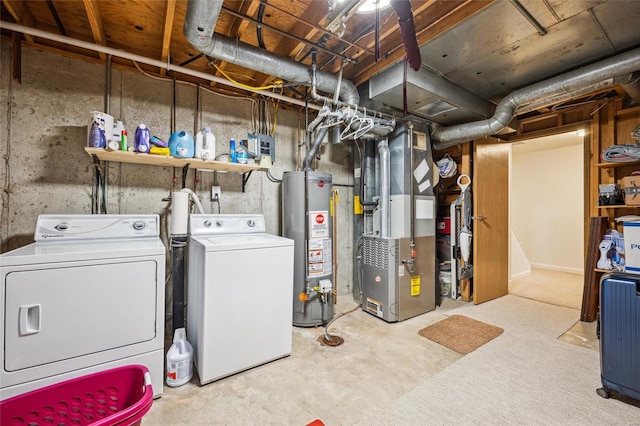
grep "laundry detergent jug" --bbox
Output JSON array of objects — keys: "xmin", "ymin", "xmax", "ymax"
[
  {"xmin": 195, "ymin": 127, "xmax": 216, "ymax": 160},
  {"xmin": 134, "ymin": 124, "xmax": 151, "ymax": 153},
  {"xmin": 169, "ymin": 131, "xmax": 195, "ymax": 158},
  {"xmin": 166, "ymin": 328, "xmax": 193, "ymax": 387}
]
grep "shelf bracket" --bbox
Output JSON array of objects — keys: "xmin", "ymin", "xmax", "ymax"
[{"xmin": 242, "ymin": 170, "xmax": 253, "ymax": 193}]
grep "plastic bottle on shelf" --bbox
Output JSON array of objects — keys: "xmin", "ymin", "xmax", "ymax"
[
  {"xmin": 166, "ymin": 328, "xmax": 193, "ymax": 387},
  {"xmin": 135, "ymin": 124, "xmax": 151, "ymax": 153},
  {"xmin": 88, "ymin": 121, "xmax": 106, "ymax": 148},
  {"xmin": 229, "ymin": 138, "xmax": 237, "ymax": 163},
  {"xmin": 168, "ymin": 131, "xmax": 195, "ymax": 158},
  {"xmin": 113, "ymin": 120, "xmax": 125, "ymax": 142},
  {"xmin": 236, "ymin": 140, "xmax": 248, "ymax": 164},
  {"xmin": 120, "ymin": 130, "xmax": 128, "ymax": 151},
  {"xmin": 195, "ymin": 127, "xmax": 216, "ymax": 160}
]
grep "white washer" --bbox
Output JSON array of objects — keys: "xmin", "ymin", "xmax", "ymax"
[
  {"xmin": 188, "ymin": 214, "xmax": 294, "ymax": 385},
  {"xmin": 0, "ymin": 214, "xmax": 165, "ymax": 400}
]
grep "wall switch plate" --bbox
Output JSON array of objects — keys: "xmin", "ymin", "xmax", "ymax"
[{"xmin": 212, "ymin": 186, "xmax": 221, "ymax": 201}]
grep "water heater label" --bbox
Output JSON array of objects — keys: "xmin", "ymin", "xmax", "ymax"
[
  {"xmin": 309, "ymin": 210, "xmax": 329, "ymax": 238},
  {"xmin": 308, "ymin": 238, "xmax": 332, "ymax": 277}
]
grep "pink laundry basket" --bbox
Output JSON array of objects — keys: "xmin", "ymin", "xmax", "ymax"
[{"xmin": 0, "ymin": 365, "xmax": 153, "ymax": 426}]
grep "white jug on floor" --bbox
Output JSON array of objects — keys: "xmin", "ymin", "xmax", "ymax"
[{"xmin": 166, "ymin": 328, "xmax": 193, "ymax": 387}]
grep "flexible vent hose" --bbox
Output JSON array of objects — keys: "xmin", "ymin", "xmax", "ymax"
[{"xmin": 181, "ymin": 188, "xmax": 205, "ymax": 214}]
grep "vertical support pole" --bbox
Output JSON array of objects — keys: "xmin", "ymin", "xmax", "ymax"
[{"xmin": 172, "ymin": 236, "xmax": 188, "ymax": 331}]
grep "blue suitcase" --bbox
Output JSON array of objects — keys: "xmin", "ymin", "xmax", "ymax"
[{"xmin": 596, "ymin": 273, "xmax": 640, "ymax": 400}]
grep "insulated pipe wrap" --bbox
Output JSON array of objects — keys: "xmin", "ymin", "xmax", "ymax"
[
  {"xmin": 183, "ymin": 0, "xmax": 222, "ymax": 53},
  {"xmin": 433, "ymin": 46, "xmax": 640, "ymax": 149},
  {"xmin": 303, "ymin": 127, "xmax": 329, "ymax": 170},
  {"xmin": 184, "ymin": 0, "xmax": 360, "ymax": 106}
]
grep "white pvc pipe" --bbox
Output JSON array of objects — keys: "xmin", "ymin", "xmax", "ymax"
[{"xmin": 0, "ymin": 21, "xmax": 322, "ymax": 111}]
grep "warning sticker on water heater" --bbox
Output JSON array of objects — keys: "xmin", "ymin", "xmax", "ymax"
[
  {"xmin": 309, "ymin": 210, "xmax": 329, "ymax": 238},
  {"xmin": 308, "ymin": 238, "xmax": 332, "ymax": 276}
]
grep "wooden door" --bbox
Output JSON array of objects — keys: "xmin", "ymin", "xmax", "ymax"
[{"xmin": 473, "ymin": 138, "xmax": 510, "ymax": 304}]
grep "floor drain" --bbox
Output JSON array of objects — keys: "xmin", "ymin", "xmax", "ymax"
[{"xmin": 318, "ymin": 334, "xmax": 344, "ymax": 346}]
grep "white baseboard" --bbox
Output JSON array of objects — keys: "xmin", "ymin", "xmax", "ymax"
[
  {"xmin": 511, "ymin": 270, "xmax": 532, "ymax": 280},
  {"xmin": 530, "ymin": 263, "xmax": 583, "ymax": 275}
]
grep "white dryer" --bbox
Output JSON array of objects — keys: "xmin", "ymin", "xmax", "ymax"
[
  {"xmin": 0, "ymin": 214, "xmax": 165, "ymax": 400},
  {"xmin": 188, "ymin": 214, "xmax": 294, "ymax": 385}
]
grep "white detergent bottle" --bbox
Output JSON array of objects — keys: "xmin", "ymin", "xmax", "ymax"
[
  {"xmin": 166, "ymin": 328, "xmax": 193, "ymax": 387},
  {"xmin": 195, "ymin": 127, "xmax": 216, "ymax": 160}
]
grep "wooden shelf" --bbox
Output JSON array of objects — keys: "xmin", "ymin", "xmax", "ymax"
[
  {"xmin": 597, "ymin": 205, "xmax": 636, "ymax": 209},
  {"xmin": 85, "ymin": 147, "xmax": 261, "ymax": 173},
  {"xmin": 595, "ymin": 160, "xmax": 640, "ymax": 169}
]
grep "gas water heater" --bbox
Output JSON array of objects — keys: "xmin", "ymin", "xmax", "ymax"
[{"xmin": 283, "ymin": 170, "xmax": 334, "ymax": 327}]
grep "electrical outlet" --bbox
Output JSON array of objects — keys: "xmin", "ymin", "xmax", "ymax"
[{"xmin": 212, "ymin": 186, "xmax": 221, "ymax": 201}]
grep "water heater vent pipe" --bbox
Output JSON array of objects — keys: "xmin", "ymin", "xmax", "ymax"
[{"xmin": 378, "ymin": 138, "xmax": 390, "ymax": 239}]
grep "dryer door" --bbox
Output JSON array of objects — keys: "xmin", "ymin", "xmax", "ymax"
[{"xmin": 4, "ymin": 260, "xmax": 157, "ymax": 371}]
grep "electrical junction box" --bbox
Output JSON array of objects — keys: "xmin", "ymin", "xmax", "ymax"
[{"xmin": 247, "ymin": 133, "xmax": 275, "ymax": 163}]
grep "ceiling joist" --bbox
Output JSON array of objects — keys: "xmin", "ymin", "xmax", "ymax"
[
  {"xmin": 160, "ymin": 0, "xmax": 177, "ymax": 76},
  {"xmin": 2, "ymin": 0, "xmax": 35, "ymax": 43},
  {"xmin": 82, "ymin": 0, "xmax": 106, "ymax": 61}
]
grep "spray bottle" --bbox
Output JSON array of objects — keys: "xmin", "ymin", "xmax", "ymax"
[
  {"xmin": 229, "ymin": 138, "xmax": 237, "ymax": 163},
  {"xmin": 166, "ymin": 327, "xmax": 193, "ymax": 387}
]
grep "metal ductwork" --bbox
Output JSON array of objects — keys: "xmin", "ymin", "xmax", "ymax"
[
  {"xmin": 303, "ymin": 127, "xmax": 329, "ymax": 170},
  {"xmin": 431, "ymin": 47, "xmax": 640, "ymax": 150},
  {"xmin": 621, "ymin": 72, "xmax": 640, "ymax": 106},
  {"xmin": 378, "ymin": 139, "xmax": 390, "ymax": 239},
  {"xmin": 367, "ymin": 62, "xmax": 497, "ymax": 126},
  {"xmin": 183, "ymin": 0, "xmax": 360, "ymax": 107}
]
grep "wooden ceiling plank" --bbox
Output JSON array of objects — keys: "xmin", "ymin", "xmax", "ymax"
[
  {"xmin": 2, "ymin": 0, "xmax": 36, "ymax": 42},
  {"xmin": 277, "ymin": 1, "xmax": 327, "ymax": 61},
  {"xmin": 82, "ymin": 0, "xmax": 106, "ymax": 61},
  {"xmin": 341, "ymin": 0, "xmax": 466, "ymax": 67},
  {"xmin": 254, "ymin": 1, "xmax": 328, "ymax": 87},
  {"xmin": 160, "ymin": 0, "xmax": 177, "ymax": 76},
  {"xmin": 235, "ymin": 0, "xmax": 261, "ymax": 39},
  {"xmin": 208, "ymin": 1, "xmax": 260, "ymax": 88}
]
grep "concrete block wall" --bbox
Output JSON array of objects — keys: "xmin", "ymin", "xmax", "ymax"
[{"xmin": 0, "ymin": 42, "xmax": 355, "ymax": 300}]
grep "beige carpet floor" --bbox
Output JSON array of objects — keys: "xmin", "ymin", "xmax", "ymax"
[
  {"xmin": 359, "ymin": 295, "xmax": 639, "ymax": 426},
  {"xmin": 509, "ymin": 268, "xmax": 584, "ymax": 310}
]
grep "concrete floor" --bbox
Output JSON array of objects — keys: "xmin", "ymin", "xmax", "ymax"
[
  {"xmin": 145, "ymin": 298, "xmax": 467, "ymax": 425},
  {"xmin": 145, "ymin": 293, "xmax": 599, "ymax": 425}
]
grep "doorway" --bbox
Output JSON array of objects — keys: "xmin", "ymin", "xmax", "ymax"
[{"xmin": 509, "ymin": 131, "xmax": 586, "ymax": 309}]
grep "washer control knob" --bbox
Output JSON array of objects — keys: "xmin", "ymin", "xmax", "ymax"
[
  {"xmin": 215, "ymin": 220, "xmax": 224, "ymax": 228},
  {"xmin": 247, "ymin": 219, "xmax": 255, "ymax": 227},
  {"xmin": 55, "ymin": 223, "xmax": 68, "ymax": 231},
  {"xmin": 203, "ymin": 220, "xmax": 212, "ymax": 228},
  {"xmin": 132, "ymin": 221, "xmax": 146, "ymax": 230}
]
